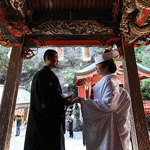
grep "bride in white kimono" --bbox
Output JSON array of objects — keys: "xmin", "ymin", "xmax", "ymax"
[{"xmin": 73, "ymin": 49, "xmax": 131, "ymax": 150}]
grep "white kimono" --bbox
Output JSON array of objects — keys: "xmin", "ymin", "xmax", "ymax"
[{"xmin": 81, "ymin": 74, "xmax": 130, "ymax": 150}]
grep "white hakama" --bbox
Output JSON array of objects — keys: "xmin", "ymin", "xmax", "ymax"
[{"xmin": 81, "ymin": 74, "xmax": 130, "ymax": 150}]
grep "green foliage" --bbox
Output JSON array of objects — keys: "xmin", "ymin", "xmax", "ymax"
[
  {"xmin": 26, "ymin": 81, "xmax": 32, "ymax": 92},
  {"xmin": 64, "ymin": 55, "xmax": 68, "ymax": 62},
  {"xmin": 79, "ymin": 63, "xmax": 84, "ymax": 69},
  {"xmin": 134, "ymin": 46, "xmax": 150, "ymax": 68},
  {"xmin": 62, "ymin": 67, "xmax": 78, "ymax": 84},
  {"xmin": 146, "ymin": 115, "xmax": 150, "ymax": 127},
  {"xmin": 94, "ymin": 47, "xmax": 100, "ymax": 53},
  {"xmin": 27, "ymin": 65, "xmax": 33, "ymax": 70},
  {"xmin": 0, "ymin": 46, "xmax": 10, "ymax": 73},
  {"xmin": 134, "ymin": 45, "xmax": 150, "ymax": 100},
  {"xmin": 140, "ymin": 78, "xmax": 150, "ymax": 100},
  {"xmin": 34, "ymin": 55, "xmax": 38, "ymax": 61}
]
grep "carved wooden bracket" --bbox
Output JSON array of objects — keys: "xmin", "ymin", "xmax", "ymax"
[
  {"xmin": 0, "ymin": 30, "xmax": 12, "ymax": 47},
  {"xmin": 21, "ymin": 47, "xmax": 37, "ymax": 60},
  {"xmin": 120, "ymin": 0, "xmax": 150, "ymax": 43}
]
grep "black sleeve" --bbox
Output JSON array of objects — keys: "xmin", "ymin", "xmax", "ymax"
[{"xmin": 31, "ymin": 71, "xmax": 65, "ymax": 119}]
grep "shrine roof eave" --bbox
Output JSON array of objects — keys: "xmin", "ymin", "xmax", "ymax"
[
  {"xmin": 137, "ymin": 63, "xmax": 150, "ymax": 76},
  {"xmin": 75, "ymin": 58, "xmax": 121, "ymax": 76},
  {"xmin": 75, "ymin": 62, "xmax": 150, "ymax": 79},
  {"xmin": 75, "ymin": 63, "xmax": 96, "ymax": 76},
  {"xmin": 0, "ymin": 85, "xmax": 30, "ymax": 107}
]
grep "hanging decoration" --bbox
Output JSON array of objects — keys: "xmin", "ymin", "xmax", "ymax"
[
  {"xmin": 57, "ymin": 47, "xmax": 64, "ymax": 60},
  {"xmin": 82, "ymin": 47, "xmax": 91, "ymax": 61}
]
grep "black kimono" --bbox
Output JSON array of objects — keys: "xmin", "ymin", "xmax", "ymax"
[{"xmin": 24, "ymin": 66, "xmax": 65, "ymax": 150}]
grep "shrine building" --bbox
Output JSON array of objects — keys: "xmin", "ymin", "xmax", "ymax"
[
  {"xmin": 74, "ymin": 60, "xmax": 150, "ymax": 116},
  {"xmin": 0, "ymin": 85, "xmax": 30, "ymax": 123},
  {"xmin": 0, "ymin": 0, "xmax": 150, "ymax": 149}
]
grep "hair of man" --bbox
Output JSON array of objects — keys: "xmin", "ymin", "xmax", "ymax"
[{"xmin": 43, "ymin": 49, "xmax": 57, "ymax": 62}]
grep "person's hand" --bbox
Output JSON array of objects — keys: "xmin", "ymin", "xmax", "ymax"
[
  {"xmin": 72, "ymin": 97, "xmax": 84, "ymax": 103},
  {"xmin": 62, "ymin": 93, "xmax": 74, "ymax": 106}
]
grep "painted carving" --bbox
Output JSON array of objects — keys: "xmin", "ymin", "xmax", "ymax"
[
  {"xmin": 9, "ymin": 0, "xmax": 26, "ymax": 17},
  {"xmin": 120, "ymin": 0, "xmax": 150, "ymax": 43},
  {"xmin": 0, "ymin": 30, "xmax": 12, "ymax": 47},
  {"xmin": 0, "ymin": 0, "xmax": 30, "ymax": 38},
  {"xmin": 21, "ymin": 47, "xmax": 37, "ymax": 60},
  {"xmin": 135, "ymin": 0, "xmax": 150, "ymax": 9},
  {"xmin": 32, "ymin": 20, "xmax": 113, "ymax": 35},
  {"xmin": 133, "ymin": 33, "xmax": 150, "ymax": 47},
  {"xmin": 0, "ymin": 0, "xmax": 149, "ymax": 47}
]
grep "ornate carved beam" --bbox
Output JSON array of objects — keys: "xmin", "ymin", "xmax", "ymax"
[
  {"xmin": 122, "ymin": 36, "xmax": 150, "ymax": 150},
  {"xmin": 31, "ymin": 20, "xmax": 114, "ymax": 35},
  {"xmin": 0, "ymin": 44, "xmax": 23, "ymax": 150},
  {"xmin": 0, "ymin": 30, "xmax": 12, "ymax": 47},
  {"xmin": 0, "ymin": 6, "xmax": 19, "ymax": 44},
  {"xmin": 120, "ymin": 0, "xmax": 150, "ymax": 43},
  {"xmin": 133, "ymin": 33, "xmax": 150, "ymax": 48},
  {"xmin": 24, "ymin": 35, "xmax": 121, "ymax": 47},
  {"xmin": 0, "ymin": 0, "xmax": 30, "ymax": 44}
]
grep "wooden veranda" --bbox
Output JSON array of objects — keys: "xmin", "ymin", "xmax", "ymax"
[{"xmin": 0, "ymin": 0, "xmax": 150, "ymax": 150}]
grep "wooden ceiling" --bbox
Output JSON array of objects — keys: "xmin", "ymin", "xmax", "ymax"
[
  {"xmin": 25, "ymin": 0, "xmax": 117, "ymax": 29},
  {"xmin": 0, "ymin": 0, "xmax": 149, "ymax": 48},
  {"xmin": 27, "ymin": 0, "xmax": 114, "ymax": 10}
]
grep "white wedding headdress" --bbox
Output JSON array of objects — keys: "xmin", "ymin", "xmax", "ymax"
[{"xmin": 95, "ymin": 46, "xmax": 119, "ymax": 65}]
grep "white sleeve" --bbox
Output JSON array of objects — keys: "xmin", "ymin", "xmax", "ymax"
[{"xmin": 81, "ymin": 80, "xmax": 116, "ymax": 119}]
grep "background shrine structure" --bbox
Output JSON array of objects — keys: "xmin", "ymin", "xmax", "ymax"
[
  {"xmin": 0, "ymin": 85, "xmax": 30, "ymax": 123},
  {"xmin": 74, "ymin": 60, "xmax": 150, "ymax": 116},
  {"xmin": 0, "ymin": 0, "xmax": 150, "ymax": 150}
]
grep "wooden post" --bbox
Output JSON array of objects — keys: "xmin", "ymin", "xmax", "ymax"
[
  {"xmin": 121, "ymin": 37, "xmax": 150, "ymax": 150},
  {"xmin": 0, "ymin": 44, "xmax": 23, "ymax": 150}
]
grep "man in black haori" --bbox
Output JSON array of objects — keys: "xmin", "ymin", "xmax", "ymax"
[{"xmin": 24, "ymin": 49, "xmax": 73, "ymax": 150}]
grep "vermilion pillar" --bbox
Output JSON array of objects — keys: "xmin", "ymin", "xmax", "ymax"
[
  {"xmin": 122, "ymin": 37, "xmax": 150, "ymax": 150},
  {"xmin": 0, "ymin": 44, "xmax": 23, "ymax": 150}
]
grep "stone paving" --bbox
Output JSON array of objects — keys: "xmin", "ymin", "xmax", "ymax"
[
  {"xmin": 9, "ymin": 123, "xmax": 146, "ymax": 150},
  {"xmin": 10, "ymin": 126, "xmax": 86, "ymax": 150}
]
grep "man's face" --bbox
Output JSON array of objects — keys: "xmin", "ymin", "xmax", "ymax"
[
  {"xmin": 50, "ymin": 52, "xmax": 59, "ymax": 68},
  {"xmin": 46, "ymin": 52, "xmax": 59, "ymax": 69}
]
